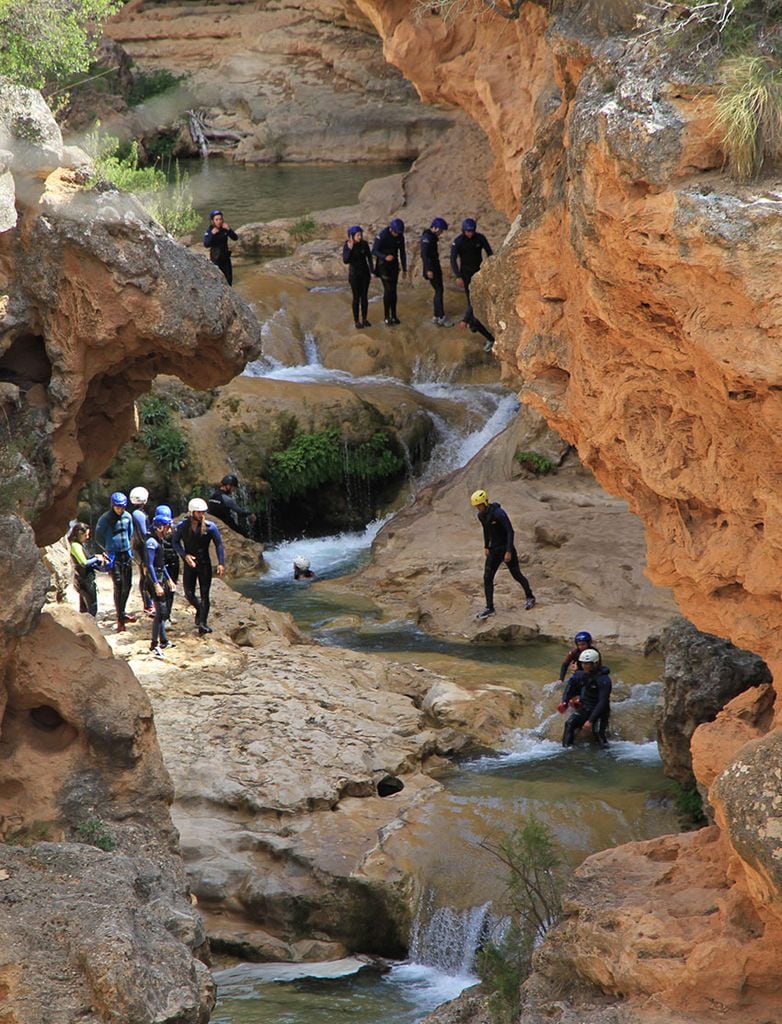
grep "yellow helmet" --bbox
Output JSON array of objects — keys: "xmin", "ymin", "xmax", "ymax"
[{"xmin": 470, "ymin": 489, "xmax": 489, "ymax": 506}]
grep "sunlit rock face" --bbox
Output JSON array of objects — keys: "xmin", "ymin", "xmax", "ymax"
[{"xmin": 352, "ymin": 1, "xmax": 782, "ymax": 1020}]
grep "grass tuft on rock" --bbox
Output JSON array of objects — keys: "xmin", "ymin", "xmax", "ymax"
[{"xmin": 714, "ymin": 53, "xmax": 782, "ymax": 179}]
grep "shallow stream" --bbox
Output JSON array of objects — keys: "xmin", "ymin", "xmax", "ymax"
[{"xmin": 209, "ymin": 161, "xmax": 680, "ymax": 1024}]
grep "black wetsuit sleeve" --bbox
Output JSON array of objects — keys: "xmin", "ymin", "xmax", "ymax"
[
  {"xmin": 421, "ymin": 233, "xmax": 434, "ymax": 276},
  {"xmin": 342, "ymin": 241, "xmax": 352, "ymax": 264},
  {"xmin": 371, "ymin": 232, "xmax": 383, "ymax": 259},
  {"xmin": 559, "ymin": 649, "xmax": 578, "ymax": 681},
  {"xmin": 562, "ymin": 673, "xmax": 580, "ymax": 704},
  {"xmin": 399, "ymin": 235, "xmax": 407, "ymax": 273},
  {"xmin": 480, "ymin": 233, "xmax": 493, "ymax": 258},
  {"xmin": 588, "ymin": 677, "xmax": 612, "ymax": 723},
  {"xmin": 203, "ymin": 230, "xmax": 217, "ymax": 248},
  {"xmin": 226, "ymin": 228, "xmax": 238, "ymax": 240}
]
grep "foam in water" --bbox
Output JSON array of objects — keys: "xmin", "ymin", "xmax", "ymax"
[{"xmin": 261, "ymin": 515, "xmax": 392, "ymax": 580}]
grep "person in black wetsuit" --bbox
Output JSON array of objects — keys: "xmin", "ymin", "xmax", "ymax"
[
  {"xmin": 559, "ymin": 648, "xmax": 612, "ymax": 748},
  {"xmin": 421, "ymin": 217, "xmax": 453, "ymax": 327},
  {"xmin": 144, "ymin": 511, "xmax": 176, "ymax": 658},
  {"xmin": 203, "ymin": 209, "xmax": 239, "ymax": 285},
  {"xmin": 208, "ymin": 473, "xmax": 256, "ymax": 539},
  {"xmin": 342, "ymin": 225, "xmax": 373, "ymax": 329},
  {"xmin": 173, "ymin": 498, "xmax": 226, "ymax": 635},
  {"xmin": 557, "ymin": 630, "xmax": 599, "ymax": 683},
  {"xmin": 450, "ymin": 218, "xmax": 495, "ymax": 351},
  {"xmin": 155, "ymin": 504, "xmax": 180, "ymax": 624},
  {"xmin": 470, "ymin": 488, "xmax": 536, "ymax": 620},
  {"xmin": 371, "ymin": 218, "xmax": 407, "ymax": 325}
]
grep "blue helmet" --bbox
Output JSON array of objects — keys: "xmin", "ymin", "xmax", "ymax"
[
  {"xmin": 431, "ymin": 217, "xmax": 448, "ymax": 231},
  {"xmin": 110, "ymin": 491, "xmax": 128, "ymax": 508},
  {"xmin": 152, "ymin": 512, "xmax": 173, "ymax": 527},
  {"xmin": 575, "ymin": 631, "xmax": 593, "ymax": 645},
  {"xmin": 155, "ymin": 504, "xmax": 173, "ymax": 519},
  {"xmin": 462, "ymin": 218, "xmax": 477, "ymax": 231},
  {"xmin": 209, "ymin": 209, "xmax": 223, "ymax": 219},
  {"xmin": 347, "ymin": 225, "xmax": 362, "ymax": 237},
  {"xmin": 389, "ymin": 218, "xmax": 405, "ymax": 233}
]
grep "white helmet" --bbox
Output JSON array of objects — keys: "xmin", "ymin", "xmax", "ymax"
[
  {"xmin": 578, "ymin": 648, "xmax": 600, "ymax": 664},
  {"xmin": 293, "ymin": 556, "xmax": 310, "ymax": 570},
  {"xmin": 188, "ymin": 497, "xmax": 208, "ymax": 513},
  {"xmin": 129, "ymin": 486, "xmax": 149, "ymax": 505}
]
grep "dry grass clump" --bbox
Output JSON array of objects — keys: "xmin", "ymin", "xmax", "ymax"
[{"xmin": 714, "ymin": 53, "xmax": 782, "ymax": 179}]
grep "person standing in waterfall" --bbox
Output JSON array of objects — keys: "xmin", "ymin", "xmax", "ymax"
[
  {"xmin": 173, "ymin": 497, "xmax": 226, "ymax": 635},
  {"xmin": 371, "ymin": 218, "xmax": 407, "ymax": 326},
  {"xmin": 207, "ymin": 473, "xmax": 256, "ymax": 539},
  {"xmin": 203, "ymin": 209, "xmax": 238, "ymax": 285},
  {"xmin": 559, "ymin": 648, "xmax": 611, "ymax": 749},
  {"xmin": 95, "ymin": 491, "xmax": 137, "ymax": 632},
  {"xmin": 343, "ymin": 225, "xmax": 373, "ymax": 329},
  {"xmin": 450, "ymin": 218, "xmax": 495, "ymax": 351},
  {"xmin": 470, "ymin": 489, "xmax": 536, "ymax": 620},
  {"xmin": 421, "ymin": 217, "xmax": 454, "ymax": 328}
]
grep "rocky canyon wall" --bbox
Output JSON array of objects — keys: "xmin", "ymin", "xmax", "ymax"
[{"xmin": 352, "ymin": 0, "xmax": 782, "ymax": 1020}]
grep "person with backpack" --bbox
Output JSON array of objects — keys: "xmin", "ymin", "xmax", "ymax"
[
  {"xmin": 173, "ymin": 497, "xmax": 225, "ymax": 635},
  {"xmin": 559, "ymin": 648, "xmax": 612, "ymax": 749}
]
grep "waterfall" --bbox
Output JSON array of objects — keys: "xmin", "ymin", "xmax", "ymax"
[{"xmin": 408, "ymin": 889, "xmax": 500, "ymax": 980}]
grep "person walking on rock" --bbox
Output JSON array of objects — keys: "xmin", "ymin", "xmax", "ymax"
[
  {"xmin": 343, "ymin": 225, "xmax": 373, "ymax": 329},
  {"xmin": 207, "ymin": 473, "xmax": 256, "ymax": 539},
  {"xmin": 156, "ymin": 504, "xmax": 180, "ymax": 624},
  {"xmin": 559, "ymin": 648, "xmax": 611, "ymax": 749},
  {"xmin": 203, "ymin": 209, "xmax": 238, "ymax": 285},
  {"xmin": 173, "ymin": 497, "xmax": 225, "ymax": 635},
  {"xmin": 95, "ymin": 491, "xmax": 137, "ymax": 632},
  {"xmin": 450, "ymin": 218, "xmax": 495, "ymax": 351},
  {"xmin": 470, "ymin": 489, "xmax": 536, "ymax": 620},
  {"xmin": 371, "ymin": 218, "xmax": 407, "ymax": 326},
  {"xmin": 68, "ymin": 522, "xmax": 108, "ymax": 617},
  {"xmin": 145, "ymin": 510, "xmax": 176, "ymax": 658},
  {"xmin": 129, "ymin": 485, "xmax": 154, "ymax": 616},
  {"xmin": 421, "ymin": 217, "xmax": 453, "ymax": 327}
]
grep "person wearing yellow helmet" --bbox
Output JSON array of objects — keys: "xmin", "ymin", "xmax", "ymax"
[{"xmin": 470, "ymin": 490, "xmax": 536, "ymax": 620}]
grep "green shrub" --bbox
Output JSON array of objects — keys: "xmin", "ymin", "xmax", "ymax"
[
  {"xmin": 515, "ymin": 450, "xmax": 555, "ymax": 475},
  {"xmin": 128, "ymin": 68, "xmax": 181, "ymax": 106},
  {"xmin": 74, "ymin": 818, "xmax": 116, "ymax": 852},
  {"xmin": 477, "ymin": 816, "xmax": 564, "ymax": 1024},
  {"xmin": 714, "ymin": 54, "xmax": 782, "ymax": 179},
  {"xmin": 290, "ymin": 214, "xmax": 317, "ymax": 243},
  {"xmin": 138, "ymin": 393, "xmax": 191, "ymax": 475},
  {"xmin": 672, "ymin": 780, "xmax": 709, "ymax": 829}
]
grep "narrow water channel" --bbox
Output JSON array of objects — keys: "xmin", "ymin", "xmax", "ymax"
[{"xmin": 210, "ymin": 161, "xmax": 681, "ymax": 1024}]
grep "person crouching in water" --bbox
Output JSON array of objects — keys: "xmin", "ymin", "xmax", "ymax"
[
  {"xmin": 67, "ymin": 522, "xmax": 108, "ymax": 616},
  {"xmin": 559, "ymin": 648, "xmax": 611, "ymax": 749},
  {"xmin": 173, "ymin": 498, "xmax": 225, "ymax": 635},
  {"xmin": 343, "ymin": 225, "xmax": 373, "ymax": 329},
  {"xmin": 293, "ymin": 555, "xmax": 315, "ymax": 581},
  {"xmin": 145, "ymin": 510, "xmax": 176, "ymax": 658}
]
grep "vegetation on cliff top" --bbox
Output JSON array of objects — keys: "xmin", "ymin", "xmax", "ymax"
[{"xmin": 0, "ymin": 0, "xmax": 121, "ymax": 90}]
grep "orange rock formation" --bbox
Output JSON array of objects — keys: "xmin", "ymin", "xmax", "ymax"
[{"xmin": 354, "ymin": 1, "xmax": 782, "ymax": 1019}]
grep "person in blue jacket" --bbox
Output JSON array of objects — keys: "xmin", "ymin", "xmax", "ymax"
[
  {"xmin": 559, "ymin": 648, "xmax": 612, "ymax": 748},
  {"xmin": 343, "ymin": 225, "xmax": 373, "ymax": 329},
  {"xmin": 203, "ymin": 209, "xmax": 238, "ymax": 285},
  {"xmin": 95, "ymin": 491, "xmax": 137, "ymax": 631},
  {"xmin": 144, "ymin": 510, "xmax": 176, "ymax": 658},
  {"xmin": 450, "ymin": 218, "xmax": 495, "ymax": 350},
  {"xmin": 173, "ymin": 497, "xmax": 226, "ymax": 635},
  {"xmin": 470, "ymin": 489, "xmax": 536, "ymax": 620},
  {"xmin": 371, "ymin": 218, "xmax": 407, "ymax": 325},
  {"xmin": 421, "ymin": 217, "xmax": 453, "ymax": 327}
]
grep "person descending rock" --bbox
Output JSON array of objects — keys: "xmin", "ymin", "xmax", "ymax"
[
  {"xmin": 293, "ymin": 555, "xmax": 315, "ymax": 581},
  {"xmin": 95, "ymin": 491, "xmax": 137, "ymax": 632},
  {"xmin": 559, "ymin": 648, "xmax": 612, "ymax": 749},
  {"xmin": 421, "ymin": 217, "xmax": 453, "ymax": 327},
  {"xmin": 207, "ymin": 473, "xmax": 256, "ymax": 539},
  {"xmin": 557, "ymin": 630, "xmax": 599, "ymax": 682},
  {"xmin": 343, "ymin": 225, "xmax": 373, "ymax": 329},
  {"xmin": 450, "ymin": 217, "xmax": 495, "ymax": 351},
  {"xmin": 203, "ymin": 209, "xmax": 238, "ymax": 285},
  {"xmin": 470, "ymin": 489, "xmax": 536, "ymax": 620},
  {"xmin": 129, "ymin": 485, "xmax": 154, "ymax": 616},
  {"xmin": 67, "ymin": 522, "xmax": 108, "ymax": 617},
  {"xmin": 173, "ymin": 497, "xmax": 226, "ymax": 635},
  {"xmin": 145, "ymin": 510, "xmax": 176, "ymax": 658},
  {"xmin": 371, "ymin": 218, "xmax": 407, "ymax": 326},
  {"xmin": 156, "ymin": 504, "xmax": 180, "ymax": 624}
]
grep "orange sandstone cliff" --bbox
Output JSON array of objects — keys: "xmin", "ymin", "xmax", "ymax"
[{"xmin": 354, "ymin": 1, "xmax": 782, "ymax": 1021}]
